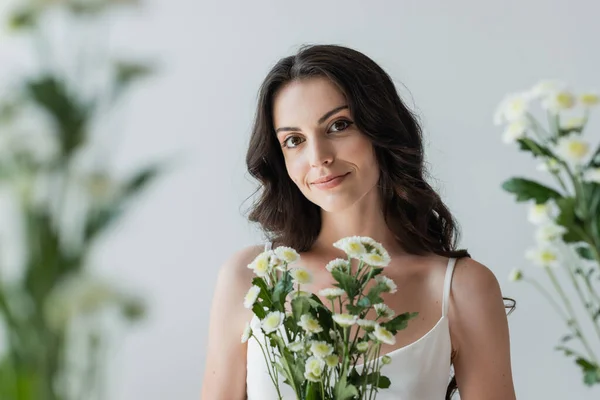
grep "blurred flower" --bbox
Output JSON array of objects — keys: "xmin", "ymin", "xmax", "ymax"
[
  {"xmin": 536, "ymin": 157, "xmax": 561, "ymax": 174},
  {"xmin": 310, "ymin": 341, "xmax": 334, "ymax": 358},
  {"xmin": 318, "ymin": 287, "xmax": 345, "ymax": 300},
  {"xmin": 333, "ymin": 236, "xmax": 367, "ymax": 259},
  {"xmin": 535, "ymin": 222, "xmax": 567, "ymax": 244},
  {"xmin": 580, "ymin": 92, "xmax": 599, "ymax": 107},
  {"xmin": 493, "ymin": 92, "xmax": 532, "ymax": 125},
  {"xmin": 287, "ymin": 340, "xmax": 304, "ymax": 352},
  {"xmin": 381, "ymin": 355, "xmax": 392, "ymax": 365},
  {"xmin": 243, "ymin": 285, "xmax": 260, "ymax": 309},
  {"xmin": 332, "ymin": 313, "xmax": 358, "ymax": 327},
  {"xmin": 324, "ymin": 354, "xmax": 339, "ymax": 368},
  {"xmin": 273, "ymin": 246, "xmax": 299, "ymax": 263},
  {"xmin": 374, "ymin": 304, "xmax": 395, "ymax": 319},
  {"xmin": 247, "ymin": 252, "xmax": 271, "ymax": 278},
  {"xmin": 304, "ymin": 356, "xmax": 325, "ymax": 382},
  {"xmin": 542, "ymin": 90, "xmax": 576, "ymax": 113},
  {"xmin": 325, "ymin": 258, "xmax": 348, "ymax": 272},
  {"xmin": 373, "ymin": 325, "xmax": 396, "ymax": 345},
  {"xmin": 560, "ymin": 117, "xmax": 585, "ymax": 131},
  {"xmin": 357, "ymin": 319, "xmax": 377, "ymax": 332},
  {"xmin": 355, "ymin": 342, "xmax": 369, "ymax": 353},
  {"xmin": 375, "ymin": 275, "xmax": 397, "ymax": 293},
  {"xmin": 525, "ymin": 245, "xmax": 561, "ymax": 268},
  {"xmin": 298, "ymin": 314, "xmax": 322, "ymax": 334},
  {"xmin": 502, "ymin": 117, "xmax": 530, "ymax": 144},
  {"xmin": 582, "ymin": 168, "xmax": 600, "ymax": 184},
  {"xmin": 552, "ymin": 133, "xmax": 590, "ymax": 168},
  {"xmin": 241, "ymin": 322, "xmax": 252, "ymax": 343},
  {"xmin": 527, "ymin": 200, "xmax": 560, "ymax": 225},
  {"xmin": 290, "ymin": 267, "xmax": 313, "ymax": 285},
  {"xmin": 528, "ymin": 80, "xmax": 567, "ymax": 99}
]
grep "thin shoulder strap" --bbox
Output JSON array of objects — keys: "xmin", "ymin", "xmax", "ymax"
[
  {"xmin": 442, "ymin": 258, "xmax": 457, "ymax": 317},
  {"xmin": 264, "ymin": 240, "xmax": 272, "ymax": 252}
]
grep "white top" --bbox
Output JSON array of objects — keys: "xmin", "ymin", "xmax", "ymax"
[{"xmin": 246, "ymin": 242, "xmax": 457, "ymax": 400}]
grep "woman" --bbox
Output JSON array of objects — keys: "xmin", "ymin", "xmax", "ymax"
[{"xmin": 201, "ymin": 44, "xmax": 516, "ymax": 400}]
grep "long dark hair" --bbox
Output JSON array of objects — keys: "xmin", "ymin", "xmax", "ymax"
[{"xmin": 244, "ymin": 44, "xmax": 514, "ymax": 399}]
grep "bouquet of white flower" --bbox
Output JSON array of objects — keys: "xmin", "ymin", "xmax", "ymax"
[
  {"xmin": 242, "ymin": 236, "xmax": 417, "ymax": 400},
  {"xmin": 494, "ymin": 81, "xmax": 600, "ymax": 385}
]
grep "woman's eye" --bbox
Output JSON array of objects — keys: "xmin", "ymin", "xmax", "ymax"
[
  {"xmin": 330, "ymin": 119, "xmax": 352, "ymax": 132},
  {"xmin": 283, "ymin": 136, "xmax": 304, "ymax": 148}
]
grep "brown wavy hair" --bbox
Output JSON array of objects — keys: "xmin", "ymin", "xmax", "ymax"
[{"xmin": 244, "ymin": 44, "xmax": 514, "ymax": 399}]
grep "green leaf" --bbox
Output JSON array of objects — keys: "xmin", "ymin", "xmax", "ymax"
[
  {"xmin": 292, "ymin": 296, "xmax": 310, "ymax": 321},
  {"xmin": 331, "ymin": 269, "xmax": 359, "ymax": 298},
  {"xmin": 555, "ymin": 197, "xmax": 584, "ymax": 243},
  {"xmin": 363, "ymin": 372, "xmax": 391, "ymax": 389},
  {"xmin": 383, "ymin": 312, "xmax": 418, "ymax": 333},
  {"xmin": 113, "ymin": 61, "xmax": 155, "ymax": 100},
  {"xmin": 501, "ymin": 177, "xmax": 563, "ymax": 203},
  {"xmin": 272, "ymin": 272, "xmax": 293, "ymax": 310},
  {"xmin": 252, "ymin": 277, "xmax": 273, "ymax": 307},
  {"xmin": 583, "ymin": 368, "xmax": 600, "ymax": 386},
  {"xmin": 576, "ymin": 246, "xmax": 595, "ymax": 261},
  {"xmin": 333, "ymin": 375, "xmax": 359, "ymax": 400}
]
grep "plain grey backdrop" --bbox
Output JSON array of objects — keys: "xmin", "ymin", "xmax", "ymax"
[{"xmin": 2, "ymin": 0, "xmax": 600, "ymax": 399}]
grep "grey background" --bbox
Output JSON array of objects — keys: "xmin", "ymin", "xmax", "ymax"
[{"xmin": 2, "ymin": 0, "xmax": 600, "ymax": 399}]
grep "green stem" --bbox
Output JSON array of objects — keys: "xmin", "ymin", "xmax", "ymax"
[{"xmin": 524, "ymin": 278, "xmax": 569, "ymax": 321}]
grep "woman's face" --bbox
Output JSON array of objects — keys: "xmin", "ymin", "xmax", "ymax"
[{"xmin": 272, "ymin": 77, "xmax": 380, "ymax": 213}]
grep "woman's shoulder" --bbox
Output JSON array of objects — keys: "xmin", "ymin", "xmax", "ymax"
[{"xmin": 216, "ymin": 243, "xmax": 268, "ymax": 287}]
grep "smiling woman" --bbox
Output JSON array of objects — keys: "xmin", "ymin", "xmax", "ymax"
[{"xmin": 201, "ymin": 44, "xmax": 517, "ymax": 400}]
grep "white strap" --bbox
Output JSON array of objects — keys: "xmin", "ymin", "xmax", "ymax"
[
  {"xmin": 442, "ymin": 258, "xmax": 457, "ymax": 317},
  {"xmin": 264, "ymin": 241, "xmax": 272, "ymax": 251}
]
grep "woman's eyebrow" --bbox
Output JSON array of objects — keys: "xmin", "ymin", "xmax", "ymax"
[{"xmin": 275, "ymin": 105, "xmax": 349, "ymax": 134}]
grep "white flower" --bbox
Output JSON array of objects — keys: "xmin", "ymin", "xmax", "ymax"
[
  {"xmin": 333, "ymin": 236, "xmax": 367, "ymax": 258},
  {"xmin": 528, "ymin": 80, "xmax": 567, "ymax": 99},
  {"xmin": 318, "ymin": 287, "xmax": 346, "ymax": 299},
  {"xmin": 310, "ymin": 341, "xmax": 334, "ymax": 358},
  {"xmin": 299, "ymin": 314, "xmax": 323, "ymax": 334},
  {"xmin": 261, "ymin": 311, "xmax": 285, "ymax": 334},
  {"xmin": 356, "ymin": 342, "xmax": 369, "ymax": 353},
  {"xmin": 324, "ymin": 354, "xmax": 339, "ymax": 368},
  {"xmin": 493, "ymin": 92, "xmax": 531, "ymax": 125},
  {"xmin": 357, "ymin": 319, "xmax": 377, "ymax": 332},
  {"xmin": 542, "ymin": 90, "xmax": 576, "ymax": 113},
  {"xmin": 535, "ymin": 223, "xmax": 567, "ymax": 244},
  {"xmin": 374, "ymin": 304, "xmax": 395, "ymax": 319},
  {"xmin": 502, "ymin": 117, "xmax": 530, "ymax": 144},
  {"xmin": 525, "ymin": 245, "xmax": 561, "ymax": 268},
  {"xmin": 536, "ymin": 158, "xmax": 561, "ymax": 174},
  {"xmin": 326, "ymin": 258, "xmax": 349, "ymax": 272},
  {"xmin": 508, "ymin": 268, "xmax": 523, "ymax": 282},
  {"xmin": 304, "ymin": 356, "xmax": 325, "ymax": 382},
  {"xmin": 582, "ymin": 168, "xmax": 600, "ymax": 184},
  {"xmin": 362, "ymin": 252, "xmax": 391, "ymax": 267},
  {"xmin": 241, "ymin": 322, "xmax": 252, "ymax": 343},
  {"xmin": 248, "ymin": 252, "xmax": 272, "ymax": 277},
  {"xmin": 552, "ymin": 134, "xmax": 590, "ymax": 168},
  {"xmin": 243, "ymin": 285, "xmax": 261, "ymax": 309},
  {"xmin": 381, "ymin": 355, "xmax": 392, "ymax": 365},
  {"xmin": 290, "ymin": 267, "xmax": 313, "ymax": 285},
  {"xmin": 373, "ymin": 324, "xmax": 396, "ymax": 345},
  {"xmin": 274, "ymin": 246, "xmax": 300, "ymax": 263},
  {"xmin": 580, "ymin": 92, "xmax": 600, "ymax": 107},
  {"xmin": 288, "ymin": 340, "xmax": 304, "ymax": 352},
  {"xmin": 332, "ymin": 313, "xmax": 358, "ymax": 327},
  {"xmin": 560, "ymin": 117, "xmax": 585, "ymax": 131},
  {"xmin": 375, "ymin": 275, "xmax": 397, "ymax": 293},
  {"xmin": 527, "ymin": 200, "xmax": 560, "ymax": 225}
]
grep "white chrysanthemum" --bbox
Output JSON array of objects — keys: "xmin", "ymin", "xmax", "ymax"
[
  {"xmin": 356, "ymin": 342, "xmax": 369, "ymax": 353},
  {"xmin": 373, "ymin": 324, "xmax": 396, "ymax": 345},
  {"xmin": 243, "ymin": 285, "xmax": 261, "ymax": 309},
  {"xmin": 332, "ymin": 313, "xmax": 358, "ymax": 327},
  {"xmin": 502, "ymin": 118, "xmax": 530, "ymax": 144},
  {"xmin": 290, "ymin": 267, "xmax": 313, "ymax": 285},
  {"xmin": 360, "ymin": 237, "xmax": 392, "ymax": 266},
  {"xmin": 362, "ymin": 252, "xmax": 391, "ymax": 267},
  {"xmin": 310, "ymin": 341, "xmax": 334, "ymax": 358},
  {"xmin": 508, "ymin": 268, "xmax": 523, "ymax": 282},
  {"xmin": 535, "ymin": 223, "xmax": 567, "ymax": 244},
  {"xmin": 318, "ymin": 287, "xmax": 346, "ymax": 299},
  {"xmin": 274, "ymin": 246, "xmax": 300, "ymax": 263},
  {"xmin": 527, "ymin": 200, "xmax": 560, "ymax": 225},
  {"xmin": 493, "ymin": 92, "xmax": 531, "ymax": 125},
  {"xmin": 525, "ymin": 246, "xmax": 561, "ymax": 268},
  {"xmin": 304, "ymin": 356, "xmax": 325, "ymax": 382},
  {"xmin": 536, "ymin": 158, "xmax": 561, "ymax": 174},
  {"xmin": 542, "ymin": 90, "xmax": 576, "ymax": 113},
  {"xmin": 375, "ymin": 276, "xmax": 397, "ymax": 293},
  {"xmin": 324, "ymin": 354, "xmax": 339, "ymax": 368},
  {"xmin": 561, "ymin": 117, "xmax": 585, "ymax": 131},
  {"xmin": 357, "ymin": 319, "xmax": 377, "ymax": 332},
  {"xmin": 582, "ymin": 168, "xmax": 600, "ymax": 184},
  {"xmin": 381, "ymin": 355, "xmax": 392, "ymax": 365},
  {"xmin": 241, "ymin": 322, "xmax": 252, "ymax": 343},
  {"xmin": 374, "ymin": 304, "xmax": 395, "ymax": 319},
  {"xmin": 552, "ymin": 134, "xmax": 590, "ymax": 168},
  {"xmin": 333, "ymin": 236, "xmax": 367, "ymax": 258},
  {"xmin": 299, "ymin": 314, "xmax": 323, "ymax": 334},
  {"xmin": 288, "ymin": 340, "xmax": 304, "ymax": 352},
  {"xmin": 261, "ymin": 311, "xmax": 285, "ymax": 334},
  {"xmin": 528, "ymin": 80, "xmax": 567, "ymax": 99},
  {"xmin": 580, "ymin": 92, "xmax": 600, "ymax": 107},
  {"xmin": 326, "ymin": 258, "xmax": 349, "ymax": 272},
  {"xmin": 248, "ymin": 252, "xmax": 272, "ymax": 277}
]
